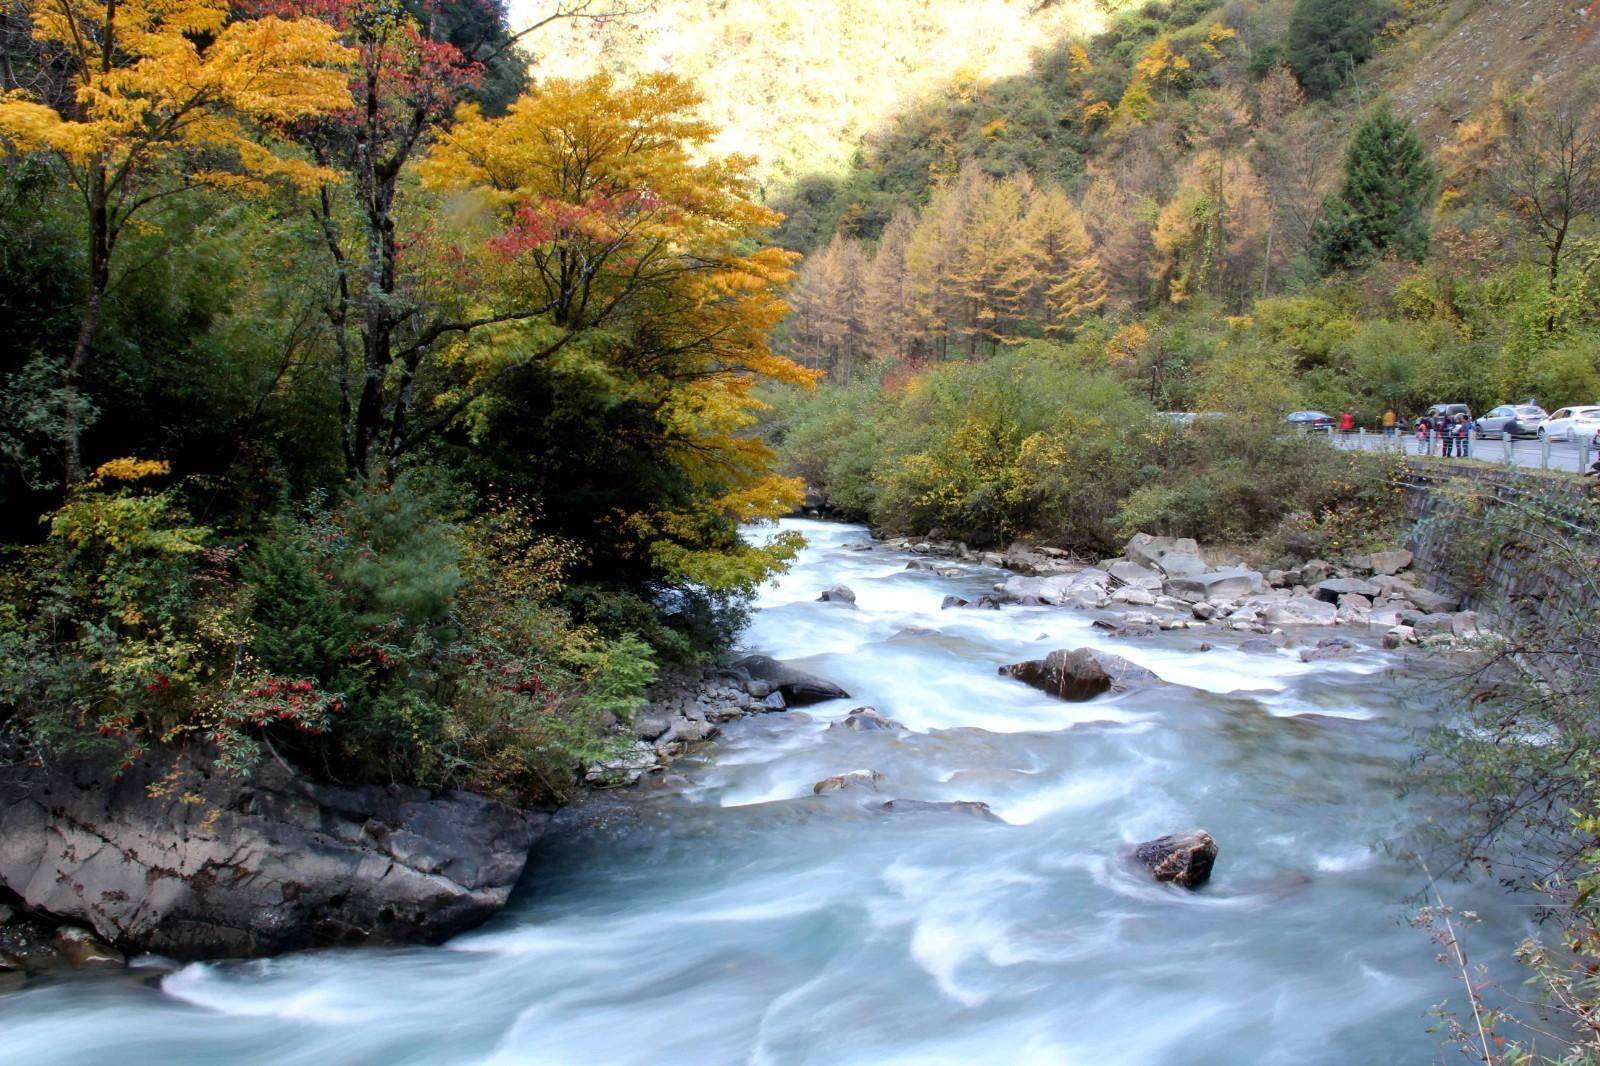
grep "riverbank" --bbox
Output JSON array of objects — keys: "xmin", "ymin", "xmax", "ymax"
[{"xmin": 0, "ymin": 517, "xmax": 1528, "ymax": 1062}]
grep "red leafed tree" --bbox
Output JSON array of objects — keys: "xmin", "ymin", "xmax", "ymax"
[{"xmin": 258, "ymin": 0, "xmax": 645, "ymax": 478}]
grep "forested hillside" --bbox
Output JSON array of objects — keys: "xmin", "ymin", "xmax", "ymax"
[{"xmin": 771, "ymin": 0, "xmax": 1600, "ymax": 552}]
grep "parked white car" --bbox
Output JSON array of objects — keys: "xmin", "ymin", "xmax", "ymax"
[{"xmin": 1538, "ymin": 406, "xmax": 1600, "ymax": 442}]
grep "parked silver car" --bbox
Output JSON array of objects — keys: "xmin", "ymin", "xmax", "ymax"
[{"xmin": 1475, "ymin": 403, "xmax": 1547, "ymax": 439}]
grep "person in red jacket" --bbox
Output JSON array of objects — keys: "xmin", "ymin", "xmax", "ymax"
[{"xmin": 1339, "ymin": 411, "xmax": 1354, "ymax": 436}]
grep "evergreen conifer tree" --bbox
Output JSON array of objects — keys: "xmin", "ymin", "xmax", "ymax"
[
  {"xmin": 1311, "ymin": 107, "xmax": 1436, "ymax": 274},
  {"xmin": 1287, "ymin": 0, "xmax": 1382, "ymax": 99}
]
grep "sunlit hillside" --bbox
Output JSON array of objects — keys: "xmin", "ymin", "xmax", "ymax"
[{"xmin": 513, "ymin": 0, "xmax": 1103, "ymax": 190}]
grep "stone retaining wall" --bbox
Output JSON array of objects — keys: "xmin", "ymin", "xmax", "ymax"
[{"xmin": 1400, "ymin": 459, "xmax": 1600, "ymax": 632}]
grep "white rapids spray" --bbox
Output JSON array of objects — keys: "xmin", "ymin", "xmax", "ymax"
[{"xmin": 0, "ymin": 518, "xmax": 1526, "ymax": 1065}]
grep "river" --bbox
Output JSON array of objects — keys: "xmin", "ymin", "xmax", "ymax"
[{"xmin": 0, "ymin": 518, "xmax": 1527, "ymax": 1063}]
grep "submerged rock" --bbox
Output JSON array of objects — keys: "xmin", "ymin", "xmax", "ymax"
[
  {"xmin": 941, "ymin": 595, "xmax": 969, "ymax": 610},
  {"xmin": 53, "ymin": 926, "xmax": 124, "ymax": 969},
  {"xmin": 1134, "ymin": 829, "xmax": 1218, "ymax": 889},
  {"xmin": 733, "ymin": 655, "xmax": 850, "ymax": 706},
  {"xmin": 878, "ymin": 799, "xmax": 1004, "ymax": 823},
  {"xmin": 813, "ymin": 770, "xmax": 884, "ymax": 794},
  {"xmin": 0, "ymin": 751, "xmax": 546, "ymax": 961},
  {"xmin": 828, "ymin": 707, "xmax": 903, "ymax": 732},
  {"xmin": 1299, "ymin": 636, "xmax": 1359, "ymax": 662}
]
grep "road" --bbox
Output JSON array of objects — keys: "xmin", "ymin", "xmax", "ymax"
[{"xmin": 1324, "ymin": 428, "xmax": 1596, "ymax": 474}]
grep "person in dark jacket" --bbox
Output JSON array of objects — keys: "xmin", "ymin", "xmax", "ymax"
[{"xmin": 1438, "ymin": 413, "xmax": 1454, "ymax": 457}]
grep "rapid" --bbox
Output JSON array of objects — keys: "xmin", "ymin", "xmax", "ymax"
[{"xmin": 0, "ymin": 518, "xmax": 1525, "ymax": 1064}]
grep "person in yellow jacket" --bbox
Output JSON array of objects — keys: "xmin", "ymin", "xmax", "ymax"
[{"xmin": 1382, "ymin": 408, "xmax": 1398, "ymax": 436}]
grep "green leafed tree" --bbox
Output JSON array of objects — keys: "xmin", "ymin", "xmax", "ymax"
[
  {"xmin": 1311, "ymin": 107, "xmax": 1436, "ymax": 274},
  {"xmin": 1286, "ymin": 0, "xmax": 1383, "ymax": 100}
]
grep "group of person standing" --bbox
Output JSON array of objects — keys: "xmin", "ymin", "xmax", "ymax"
[
  {"xmin": 1412, "ymin": 411, "xmax": 1474, "ymax": 457},
  {"xmin": 1335, "ymin": 408, "xmax": 1474, "ymax": 457}
]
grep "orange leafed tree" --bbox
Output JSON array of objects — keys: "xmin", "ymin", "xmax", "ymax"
[
  {"xmin": 0, "ymin": 0, "xmax": 351, "ymax": 481},
  {"xmin": 421, "ymin": 72, "xmax": 816, "ymax": 582}
]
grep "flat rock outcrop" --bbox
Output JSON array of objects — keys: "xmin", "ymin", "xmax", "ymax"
[{"xmin": 0, "ymin": 751, "xmax": 544, "ymax": 961}]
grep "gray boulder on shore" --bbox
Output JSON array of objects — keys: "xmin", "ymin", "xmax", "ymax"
[
  {"xmin": 1164, "ymin": 567, "xmax": 1266, "ymax": 602},
  {"xmin": 0, "ymin": 750, "xmax": 544, "ymax": 961}
]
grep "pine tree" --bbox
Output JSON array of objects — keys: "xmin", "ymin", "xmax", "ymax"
[
  {"xmin": 1025, "ymin": 188, "xmax": 1106, "ymax": 333},
  {"xmin": 862, "ymin": 208, "xmax": 916, "ymax": 363},
  {"xmin": 1311, "ymin": 107, "xmax": 1437, "ymax": 274},
  {"xmin": 1286, "ymin": 0, "xmax": 1381, "ymax": 99}
]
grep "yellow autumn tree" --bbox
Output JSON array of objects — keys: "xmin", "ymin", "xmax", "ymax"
[
  {"xmin": 420, "ymin": 72, "xmax": 815, "ymax": 591},
  {"xmin": 0, "ymin": 0, "xmax": 351, "ymax": 481},
  {"xmin": 1026, "ymin": 187, "xmax": 1107, "ymax": 332}
]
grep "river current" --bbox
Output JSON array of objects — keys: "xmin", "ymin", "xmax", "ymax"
[{"xmin": 1, "ymin": 518, "xmax": 1525, "ymax": 1064}]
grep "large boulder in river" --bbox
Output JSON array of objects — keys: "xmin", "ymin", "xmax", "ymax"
[
  {"xmin": 733, "ymin": 655, "xmax": 850, "ymax": 706},
  {"xmin": 813, "ymin": 769, "xmax": 884, "ymax": 794},
  {"xmin": 828, "ymin": 707, "xmax": 903, "ymax": 732},
  {"xmin": 817, "ymin": 584, "xmax": 857, "ymax": 606},
  {"xmin": 0, "ymin": 749, "xmax": 544, "ymax": 961},
  {"xmin": 1001, "ymin": 649, "xmax": 1109, "ymax": 700},
  {"xmin": 1134, "ymin": 829, "xmax": 1218, "ymax": 889},
  {"xmin": 999, "ymin": 648, "xmax": 1162, "ymax": 701}
]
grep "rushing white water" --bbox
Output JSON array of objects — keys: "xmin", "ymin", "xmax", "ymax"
[{"xmin": 0, "ymin": 519, "xmax": 1527, "ymax": 1064}]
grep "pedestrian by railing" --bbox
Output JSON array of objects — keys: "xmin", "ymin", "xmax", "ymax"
[{"xmin": 1319, "ymin": 422, "xmax": 1596, "ymax": 475}]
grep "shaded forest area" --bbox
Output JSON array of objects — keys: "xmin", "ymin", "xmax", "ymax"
[{"xmin": 0, "ymin": 0, "xmax": 811, "ymax": 801}]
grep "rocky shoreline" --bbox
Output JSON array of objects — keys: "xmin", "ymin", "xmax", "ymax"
[
  {"xmin": 869, "ymin": 529, "xmax": 1487, "ymax": 655},
  {"xmin": 0, "ymin": 520, "xmax": 1475, "ymax": 981},
  {"xmin": 0, "ymin": 655, "xmax": 853, "ymax": 980}
]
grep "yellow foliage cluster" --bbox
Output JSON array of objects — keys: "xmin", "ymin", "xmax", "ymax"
[
  {"xmin": 0, "ymin": 0, "xmax": 352, "ymax": 193},
  {"xmin": 422, "ymin": 72, "xmax": 816, "ymax": 584},
  {"xmin": 89, "ymin": 457, "xmax": 171, "ymax": 485}
]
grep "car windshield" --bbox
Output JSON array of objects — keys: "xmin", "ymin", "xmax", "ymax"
[{"xmin": 1516, "ymin": 406, "xmax": 1544, "ymax": 416}]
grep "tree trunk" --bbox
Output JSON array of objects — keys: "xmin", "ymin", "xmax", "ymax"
[{"xmin": 63, "ymin": 161, "xmax": 111, "ymax": 485}]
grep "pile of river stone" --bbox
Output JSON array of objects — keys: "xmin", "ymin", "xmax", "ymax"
[
  {"xmin": 0, "ymin": 903, "xmax": 125, "ymax": 988},
  {"xmin": 879, "ymin": 530, "xmax": 1485, "ymax": 653},
  {"xmin": 585, "ymin": 656, "xmax": 851, "ymax": 787}
]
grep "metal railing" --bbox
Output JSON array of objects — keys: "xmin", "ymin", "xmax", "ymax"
[{"xmin": 1318, "ymin": 425, "xmax": 1595, "ymax": 474}]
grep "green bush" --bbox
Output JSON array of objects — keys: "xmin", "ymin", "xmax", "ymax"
[
  {"xmin": 0, "ymin": 467, "xmax": 654, "ymax": 803},
  {"xmin": 774, "ymin": 347, "xmax": 1403, "ymax": 555}
]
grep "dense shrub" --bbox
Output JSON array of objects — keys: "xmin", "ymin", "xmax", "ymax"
[
  {"xmin": 0, "ymin": 465, "xmax": 656, "ymax": 802},
  {"xmin": 775, "ymin": 341, "xmax": 1403, "ymax": 553}
]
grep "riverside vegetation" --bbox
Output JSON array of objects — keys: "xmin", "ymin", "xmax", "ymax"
[
  {"xmin": 0, "ymin": 0, "xmax": 811, "ymax": 822},
  {"xmin": 2, "ymin": 0, "xmax": 1600, "ymax": 1058}
]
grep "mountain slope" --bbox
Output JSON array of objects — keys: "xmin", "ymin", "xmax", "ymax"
[{"xmin": 515, "ymin": 0, "xmax": 1102, "ymax": 191}]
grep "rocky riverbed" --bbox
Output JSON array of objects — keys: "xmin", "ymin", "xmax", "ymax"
[{"xmin": 0, "ymin": 519, "xmax": 1527, "ymax": 1064}]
